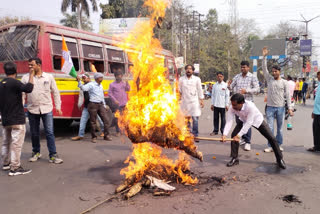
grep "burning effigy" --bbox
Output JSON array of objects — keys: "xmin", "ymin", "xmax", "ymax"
[{"xmin": 115, "ymin": 0, "xmax": 202, "ymax": 198}]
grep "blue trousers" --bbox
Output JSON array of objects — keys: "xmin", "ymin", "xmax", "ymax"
[
  {"xmin": 266, "ymin": 106, "xmax": 285, "ymax": 146},
  {"xmin": 78, "ymin": 108, "xmax": 104, "ymax": 137},
  {"xmin": 28, "ymin": 111, "xmax": 56, "ymax": 157},
  {"xmin": 187, "ymin": 116, "xmax": 199, "ymax": 137}
]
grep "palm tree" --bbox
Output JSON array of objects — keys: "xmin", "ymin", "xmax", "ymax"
[
  {"xmin": 61, "ymin": 0, "xmax": 98, "ymax": 30},
  {"xmin": 60, "ymin": 13, "xmax": 93, "ymax": 31}
]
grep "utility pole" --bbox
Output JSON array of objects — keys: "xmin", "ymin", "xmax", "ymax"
[
  {"xmin": 179, "ymin": 9, "xmax": 183, "ymax": 57},
  {"xmin": 197, "ymin": 13, "xmax": 204, "ymax": 64},
  {"xmin": 191, "ymin": 10, "xmax": 195, "ymax": 63},
  {"xmin": 171, "ymin": 0, "xmax": 174, "ymax": 54},
  {"xmin": 290, "ymin": 14, "xmax": 320, "ymax": 76}
]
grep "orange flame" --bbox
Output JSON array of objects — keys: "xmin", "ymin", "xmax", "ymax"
[
  {"xmin": 120, "ymin": 143, "xmax": 197, "ymax": 184},
  {"xmin": 117, "ymin": 0, "xmax": 198, "ymax": 185}
]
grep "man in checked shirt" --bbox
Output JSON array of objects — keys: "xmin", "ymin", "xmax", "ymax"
[{"xmin": 228, "ymin": 61, "xmax": 260, "ymax": 151}]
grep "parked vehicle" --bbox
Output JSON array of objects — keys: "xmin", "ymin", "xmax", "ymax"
[{"xmin": 0, "ymin": 20, "xmax": 178, "ymax": 125}]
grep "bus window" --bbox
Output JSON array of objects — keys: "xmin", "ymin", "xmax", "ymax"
[
  {"xmin": 51, "ymin": 39, "xmax": 79, "ymax": 71},
  {"xmin": 107, "ymin": 48, "xmax": 125, "ymax": 74},
  {"xmin": 82, "ymin": 43, "xmax": 104, "ymax": 73},
  {"xmin": 0, "ymin": 25, "xmax": 38, "ymax": 62},
  {"xmin": 83, "ymin": 60, "xmax": 104, "ymax": 73},
  {"xmin": 109, "ymin": 63, "xmax": 125, "ymax": 75}
]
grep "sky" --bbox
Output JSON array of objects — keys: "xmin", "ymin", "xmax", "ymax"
[{"xmin": 1, "ymin": 0, "xmax": 320, "ymax": 61}]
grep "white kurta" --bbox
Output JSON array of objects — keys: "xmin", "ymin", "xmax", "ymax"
[{"xmin": 179, "ymin": 75, "xmax": 204, "ymax": 117}]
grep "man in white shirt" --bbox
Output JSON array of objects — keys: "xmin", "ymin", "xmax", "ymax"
[
  {"xmin": 222, "ymin": 93, "xmax": 286, "ymax": 169},
  {"xmin": 210, "ymin": 72, "xmax": 229, "ymax": 135},
  {"xmin": 179, "ymin": 64, "xmax": 204, "ymax": 141}
]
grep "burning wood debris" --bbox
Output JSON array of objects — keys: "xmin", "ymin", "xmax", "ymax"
[
  {"xmin": 113, "ymin": 0, "xmax": 202, "ymax": 198},
  {"xmin": 115, "ymin": 143, "xmax": 199, "ymax": 199}
]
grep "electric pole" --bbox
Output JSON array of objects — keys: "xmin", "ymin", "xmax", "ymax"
[
  {"xmin": 191, "ymin": 10, "xmax": 195, "ymax": 63},
  {"xmin": 197, "ymin": 13, "xmax": 204, "ymax": 64},
  {"xmin": 290, "ymin": 14, "xmax": 320, "ymax": 76}
]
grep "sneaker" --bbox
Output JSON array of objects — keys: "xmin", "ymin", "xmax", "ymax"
[
  {"xmin": 244, "ymin": 143, "xmax": 251, "ymax": 151},
  {"xmin": 92, "ymin": 137, "xmax": 97, "ymax": 143},
  {"xmin": 8, "ymin": 166, "xmax": 32, "ymax": 176},
  {"xmin": 210, "ymin": 132, "xmax": 218, "ymax": 136},
  {"xmin": 280, "ymin": 147, "xmax": 284, "ymax": 152},
  {"xmin": 264, "ymin": 147, "xmax": 273, "ymax": 153},
  {"xmin": 49, "ymin": 154, "xmax": 63, "ymax": 164},
  {"xmin": 100, "ymin": 133, "xmax": 104, "ymax": 137},
  {"xmin": 2, "ymin": 164, "xmax": 10, "ymax": 171},
  {"xmin": 71, "ymin": 136, "xmax": 83, "ymax": 141},
  {"xmin": 29, "ymin": 152, "xmax": 41, "ymax": 162}
]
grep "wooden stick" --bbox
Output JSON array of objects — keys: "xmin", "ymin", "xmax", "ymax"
[
  {"xmin": 194, "ymin": 136, "xmax": 234, "ymax": 141},
  {"xmin": 80, "ymin": 188, "xmax": 130, "ymax": 214}
]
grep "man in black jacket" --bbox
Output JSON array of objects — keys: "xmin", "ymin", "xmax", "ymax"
[{"xmin": 0, "ymin": 62, "xmax": 34, "ymax": 176}]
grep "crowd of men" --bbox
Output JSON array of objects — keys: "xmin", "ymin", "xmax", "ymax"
[
  {"xmin": 1, "ymin": 49, "xmax": 320, "ymax": 175},
  {"xmin": 178, "ymin": 47, "xmax": 320, "ymax": 169}
]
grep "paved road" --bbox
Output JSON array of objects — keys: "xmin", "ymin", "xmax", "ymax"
[{"xmin": 0, "ymin": 95, "xmax": 319, "ymax": 214}]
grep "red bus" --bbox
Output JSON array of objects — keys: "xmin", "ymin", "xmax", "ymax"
[{"xmin": 0, "ymin": 20, "xmax": 178, "ymax": 125}]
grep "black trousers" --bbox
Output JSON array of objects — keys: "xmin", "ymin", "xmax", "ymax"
[
  {"xmin": 88, "ymin": 102, "xmax": 112, "ymax": 138},
  {"xmin": 313, "ymin": 114, "xmax": 320, "ymax": 150},
  {"xmin": 230, "ymin": 120, "xmax": 283, "ymax": 161},
  {"xmin": 213, "ymin": 107, "xmax": 226, "ymax": 134},
  {"xmin": 236, "ymin": 116, "xmax": 252, "ymax": 144}
]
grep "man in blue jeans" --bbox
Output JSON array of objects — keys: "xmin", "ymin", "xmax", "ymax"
[
  {"xmin": 71, "ymin": 74, "xmax": 104, "ymax": 141},
  {"xmin": 21, "ymin": 57, "xmax": 63, "ymax": 164},
  {"xmin": 262, "ymin": 47, "xmax": 293, "ymax": 152}
]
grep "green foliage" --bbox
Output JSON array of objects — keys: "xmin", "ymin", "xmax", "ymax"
[
  {"xmin": 61, "ymin": 0, "xmax": 97, "ymax": 29},
  {"xmin": 100, "ymin": 0, "xmax": 146, "ymax": 19},
  {"xmin": 60, "ymin": 13, "xmax": 93, "ymax": 31},
  {"xmin": 199, "ymin": 10, "xmax": 241, "ymax": 81},
  {"xmin": 0, "ymin": 16, "xmax": 30, "ymax": 27},
  {"xmin": 98, "ymin": 1, "xmax": 264, "ymax": 82}
]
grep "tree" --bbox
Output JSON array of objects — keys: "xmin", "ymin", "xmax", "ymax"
[
  {"xmin": 0, "ymin": 16, "xmax": 30, "ymax": 27},
  {"xmin": 61, "ymin": 0, "xmax": 98, "ymax": 30},
  {"xmin": 264, "ymin": 21, "xmax": 306, "ymax": 77},
  {"xmin": 265, "ymin": 21, "xmax": 305, "ymax": 39},
  {"xmin": 60, "ymin": 13, "xmax": 93, "ymax": 31},
  {"xmin": 237, "ymin": 18, "xmax": 261, "ymax": 51},
  {"xmin": 199, "ymin": 9, "xmax": 240, "ymax": 81},
  {"xmin": 241, "ymin": 34, "xmax": 260, "ymax": 60},
  {"xmin": 100, "ymin": 0, "xmax": 146, "ymax": 19}
]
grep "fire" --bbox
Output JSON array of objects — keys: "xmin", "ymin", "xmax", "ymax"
[
  {"xmin": 120, "ymin": 143, "xmax": 198, "ymax": 184},
  {"xmin": 116, "ymin": 0, "xmax": 200, "ymax": 186}
]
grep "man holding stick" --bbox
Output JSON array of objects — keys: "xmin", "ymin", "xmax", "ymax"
[{"xmin": 221, "ymin": 93, "xmax": 286, "ymax": 169}]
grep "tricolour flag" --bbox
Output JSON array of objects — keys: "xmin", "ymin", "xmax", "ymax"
[{"xmin": 61, "ymin": 36, "xmax": 77, "ymax": 78}]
